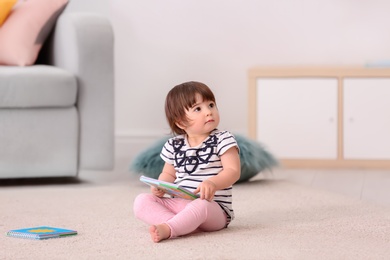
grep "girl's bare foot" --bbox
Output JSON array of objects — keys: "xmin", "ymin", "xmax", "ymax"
[{"xmin": 149, "ymin": 224, "xmax": 171, "ymax": 243}]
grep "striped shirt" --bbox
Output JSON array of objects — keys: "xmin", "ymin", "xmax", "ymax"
[{"xmin": 160, "ymin": 129, "xmax": 239, "ymax": 223}]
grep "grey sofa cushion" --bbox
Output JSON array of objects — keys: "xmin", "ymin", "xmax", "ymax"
[
  {"xmin": 0, "ymin": 108, "xmax": 78, "ymax": 178},
  {"xmin": 0, "ymin": 65, "xmax": 77, "ymax": 108}
]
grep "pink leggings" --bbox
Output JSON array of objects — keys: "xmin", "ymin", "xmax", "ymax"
[{"xmin": 133, "ymin": 193, "xmax": 227, "ymax": 238}]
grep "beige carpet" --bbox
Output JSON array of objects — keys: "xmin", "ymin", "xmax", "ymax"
[{"xmin": 1, "ymin": 174, "xmax": 389, "ymax": 260}]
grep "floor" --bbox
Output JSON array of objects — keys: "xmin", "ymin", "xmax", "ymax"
[
  {"xmin": 81, "ymin": 153, "xmax": 390, "ymax": 209},
  {"xmin": 112, "ymin": 139, "xmax": 390, "ymax": 209},
  {"xmin": 268, "ymin": 168, "xmax": 390, "ymax": 208},
  {"xmin": 2, "ymin": 146, "xmax": 390, "ymax": 210}
]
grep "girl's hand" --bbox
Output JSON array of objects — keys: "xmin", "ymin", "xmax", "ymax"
[
  {"xmin": 194, "ymin": 179, "xmax": 217, "ymax": 201},
  {"xmin": 151, "ymin": 186, "xmax": 165, "ymax": 197}
]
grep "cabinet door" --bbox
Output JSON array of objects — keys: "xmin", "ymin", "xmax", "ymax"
[
  {"xmin": 343, "ymin": 78, "xmax": 390, "ymax": 159},
  {"xmin": 256, "ymin": 78, "xmax": 338, "ymax": 159}
]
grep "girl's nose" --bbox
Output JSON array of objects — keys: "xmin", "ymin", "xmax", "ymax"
[{"xmin": 205, "ymin": 107, "xmax": 212, "ymax": 115}]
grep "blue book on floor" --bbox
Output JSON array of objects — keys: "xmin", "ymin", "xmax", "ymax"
[{"xmin": 7, "ymin": 226, "xmax": 77, "ymax": 240}]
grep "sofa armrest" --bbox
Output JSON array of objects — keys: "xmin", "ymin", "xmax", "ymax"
[{"xmin": 48, "ymin": 13, "xmax": 114, "ymax": 170}]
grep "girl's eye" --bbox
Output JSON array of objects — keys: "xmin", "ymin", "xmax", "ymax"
[
  {"xmin": 209, "ymin": 103, "xmax": 215, "ymax": 108},
  {"xmin": 194, "ymin": 107, "xmax": 201, "ymax": 112}
]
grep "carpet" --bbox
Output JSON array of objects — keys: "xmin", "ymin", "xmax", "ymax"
[{"xmin": 1, "ymin": 175, "xmax": 389, "ymax": 259}]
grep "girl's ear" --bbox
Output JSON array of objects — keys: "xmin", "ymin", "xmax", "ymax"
[{"xmin": 175, "ymin": 121, "xmax": 186, "ymax": 130}]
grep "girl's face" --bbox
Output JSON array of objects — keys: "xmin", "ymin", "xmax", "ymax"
[{"xmin": 178, "ymin": 93, "xmax": 220, "ymax": 137}]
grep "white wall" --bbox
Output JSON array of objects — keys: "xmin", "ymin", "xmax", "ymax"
[
  {"xmin": 69, "ymin": 0, "xmax": 390, "ymax": 143},
  {"xmin": 65, "ymin": 0, "xmax": 111, "ymax": 17}
]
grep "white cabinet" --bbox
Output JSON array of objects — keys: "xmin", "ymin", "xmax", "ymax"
[
  {"xmin": 248, "ymin": 67, "xmax": 390, "ymax": 168},
  {"xmin": 344, "ymin": 78, "xmax": 390, "ymax": 159},
  {"xmin": 256, "ymin": 78, "xmax": 338, "ymax": 159}
]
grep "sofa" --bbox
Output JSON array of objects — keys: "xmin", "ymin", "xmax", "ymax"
[{"xmin": 0, "ymin": 13, "xmax": 114, "ymax": 179}]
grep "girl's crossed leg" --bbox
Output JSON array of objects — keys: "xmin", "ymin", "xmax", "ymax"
[{"xmin": 133, "ymin": 193, "xmax": 227, "ymax": 242}]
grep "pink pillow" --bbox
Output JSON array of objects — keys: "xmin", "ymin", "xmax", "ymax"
[
  {"xmin": 0, "ymin": 0, "xmax": 68, "ymax": 66},
  {"xmin": 0, "ymin": 0, "xmax": 17, "ymax": 26}
]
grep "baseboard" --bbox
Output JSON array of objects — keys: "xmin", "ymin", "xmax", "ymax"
[{"xmin": 114, "ymin": 131, "xmax": 168, "ymax": 171}]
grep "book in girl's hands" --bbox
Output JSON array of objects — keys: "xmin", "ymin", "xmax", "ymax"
[
  {"xmin": 140, "ymin": 175, "xmax": 198, "ymax": 200},
  {"xmin": 7, "ymin": 226, "xmax": 77, "ymax": 240}
]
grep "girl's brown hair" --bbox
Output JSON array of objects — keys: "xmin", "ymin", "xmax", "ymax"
[{"xmin": 165, "ymin": 81, "xmax": 216, "ymax": 135}]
